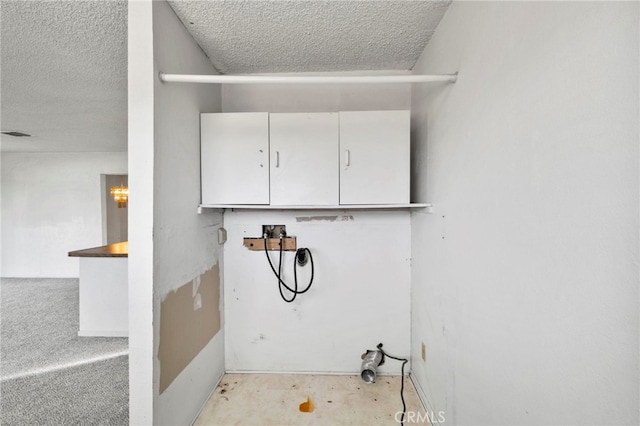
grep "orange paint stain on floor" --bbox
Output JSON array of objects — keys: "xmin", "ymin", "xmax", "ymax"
[{"xmin": 299, "ymin": 396, "xmax": 315, "ymax": 413}]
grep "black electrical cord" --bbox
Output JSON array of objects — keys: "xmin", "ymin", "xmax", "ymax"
[
  {"xmin": 377, "ymin": 343, "xmax": 409, "ymax": 426},
  {"xmin": 263, "ymin": 236, "xmax": 314, "ymax": 303}
]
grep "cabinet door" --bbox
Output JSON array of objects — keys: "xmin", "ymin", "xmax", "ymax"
[
  {"xmin": 339, "ymin": 110, "xmax": 410, "ymax": 204},
  {"xmin": 201, "ymin": 113, "xmax": 269, "ymax": 204},
  {"xmin": 270, "ymin": 113, "xmax": 339, "ymax": 206}
]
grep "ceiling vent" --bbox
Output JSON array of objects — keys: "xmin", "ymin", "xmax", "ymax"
[{"xmin": 1, "ymin": 131, "xmax": 31, "ymax": 137}]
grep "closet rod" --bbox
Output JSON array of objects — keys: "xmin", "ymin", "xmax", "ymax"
[{"xmin": 159, "ymin": 73, "xmax": 457, "ymax": 84}]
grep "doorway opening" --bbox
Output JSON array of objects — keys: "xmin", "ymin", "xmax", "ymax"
[{"xmin": 102, "ymin": 174, "xmax": 128, "ymax": 244}]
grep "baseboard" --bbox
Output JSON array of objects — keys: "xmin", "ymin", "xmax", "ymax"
[
  {"xmin": 410, "ymin": 373, "xmax": 442, "ymax": 426},
  {"xmin": 78, "ymin": 330, "xmax": 128, "ymax": 337},
  {"xmin": 225, "ymin": 369, "xmax": 405, "ymax": 376},
  {"xmin": 190, "ymin": 370, "xmax": 226, "ymax": 426}
]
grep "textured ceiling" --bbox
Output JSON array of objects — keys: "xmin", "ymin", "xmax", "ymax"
[
  {"xmin": 1, "ymin": 0, "xmax": 128, "ymax": 152},
  {"xmin": 167, "ymin": 0, "xmax": 451, "ymax": 74},
  {"xmin": 1, "ymin": 0, "xmax": 450, "ymax": 153}
]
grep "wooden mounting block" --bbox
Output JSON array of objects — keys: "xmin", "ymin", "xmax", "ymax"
[{"xmin": 243, "ymin": 237, "xmax": 297, "ymax": 252}]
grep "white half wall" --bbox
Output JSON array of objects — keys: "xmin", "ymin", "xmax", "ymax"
[
  {"xmin": 1, "ymin": 152, "xmax": 127, "ymax": 277},
  {"xmin": 410, "ymin": 2, "xmax": 639, "ymax": 425}
]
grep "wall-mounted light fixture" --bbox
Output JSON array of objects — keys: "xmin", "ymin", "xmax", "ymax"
[{"xmin": 110, "ymin": 184, "xmax": 128, "ymax": 208}]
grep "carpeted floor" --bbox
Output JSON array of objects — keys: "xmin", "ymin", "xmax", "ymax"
[{"xmin": 0, "ymin": 278, "xmax": 129, "ymax": 425}]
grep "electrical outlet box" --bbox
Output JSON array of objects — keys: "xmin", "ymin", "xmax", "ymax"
[
  {"xmin": 262, "ymin": 225, "xmax": 287, "ymax": 238},
  {"xmin": 218, "ymin": 228, "xmax": 227, "ymax": 244},
  {"xmin": 421, "ymin": 342, "xmax": 426, "ymax": 362}
]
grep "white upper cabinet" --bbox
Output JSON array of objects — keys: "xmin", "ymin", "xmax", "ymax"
[
  {"xmin": 270, "ymin": 113, "xmax": 339, "ymax": 206},
  {"xmin": 200, "ymin": 110, "xmax": 411, "ymax": 207},
  {"xmin": 339, "ymin": 111, "xmax": 410, "ymax": 204},
  {"xmin": 201, "ymin": 112, "xmax": 269, "ymax": 204}
]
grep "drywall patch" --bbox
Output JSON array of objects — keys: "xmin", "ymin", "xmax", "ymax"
[
  {"xmin": 158, "ymin": 264, "xmax": 221, "ymax": 394},
  {"xmin": 295, "ymin": 215, "xmax": 354, "ymax": 222}
]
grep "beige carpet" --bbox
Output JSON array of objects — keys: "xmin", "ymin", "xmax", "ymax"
[{"xmin": 195, "ymin": 373, "xmax": 428, "ymax": 426}]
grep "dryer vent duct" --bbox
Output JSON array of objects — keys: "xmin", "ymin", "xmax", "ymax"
[{"xmin": 360, "ymin": 348, "xmax": 385, "ymax": 383}]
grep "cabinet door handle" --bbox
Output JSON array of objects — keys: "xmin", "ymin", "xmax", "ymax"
[
  {"xmin": 345, "ymin": 149, "xmax": 351, "ymax": 167},
  {"xmin": 275, "ymin": 151, "xmax": 280, "ymax": 168}
]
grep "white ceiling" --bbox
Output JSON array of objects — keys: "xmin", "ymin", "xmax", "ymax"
[
  {"xmin": 167, "ymin": 0, "xmax": 451, "ymax": 74},
  {"xmin": 0, "ymin": 0, "xmax": 450, "ymax": 153},
  {"xmin": 1, "ymin": 0, "xmax": 128, "ymax": 153}
]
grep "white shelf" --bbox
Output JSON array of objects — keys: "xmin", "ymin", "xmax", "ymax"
[{"xmin": 198, "ymin": 203, "xmax": 431, "ymax": 211}]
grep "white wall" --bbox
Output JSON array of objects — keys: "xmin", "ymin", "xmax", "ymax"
[
  {"xmin": 128, "ymin": 1, "xmax": 225, "ymax": 424},
  {"xmin": 224, "ymin": 210, "xmax": 411, "ymax": 373},
  {"xmin": 222, "ymin": 70, "xmax": 410, "ymax": 113},
  {"xmin": 410, "ymin": 2, "xmax": 639, "ymax": 425},
  {"xmin": 127, "ymin": 1, "xmax": 154, "ymax": 423},
  {"xmin": 1, "ymin": 152, "xmax": 127, "ymax": 277},
  {"xmin": 222, "ymin": 80, "xmax": 413, "ymax": 373},
  {"xmin": 152, "ymin": 1, "xmax": 224, "ymax": 425}
]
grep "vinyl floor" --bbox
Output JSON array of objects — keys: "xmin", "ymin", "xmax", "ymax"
[{"xmin": 194, "ymin": 373, "xmax": 429, "ymax": 426}]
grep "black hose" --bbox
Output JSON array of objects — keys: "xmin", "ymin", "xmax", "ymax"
[
  {"xmin": 263, "ymin": 237, "xmax": 314, "ymax": 303},
  {"xmin": 377, "ymin": 343, "xmax": 409, "ymax": 426}
]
